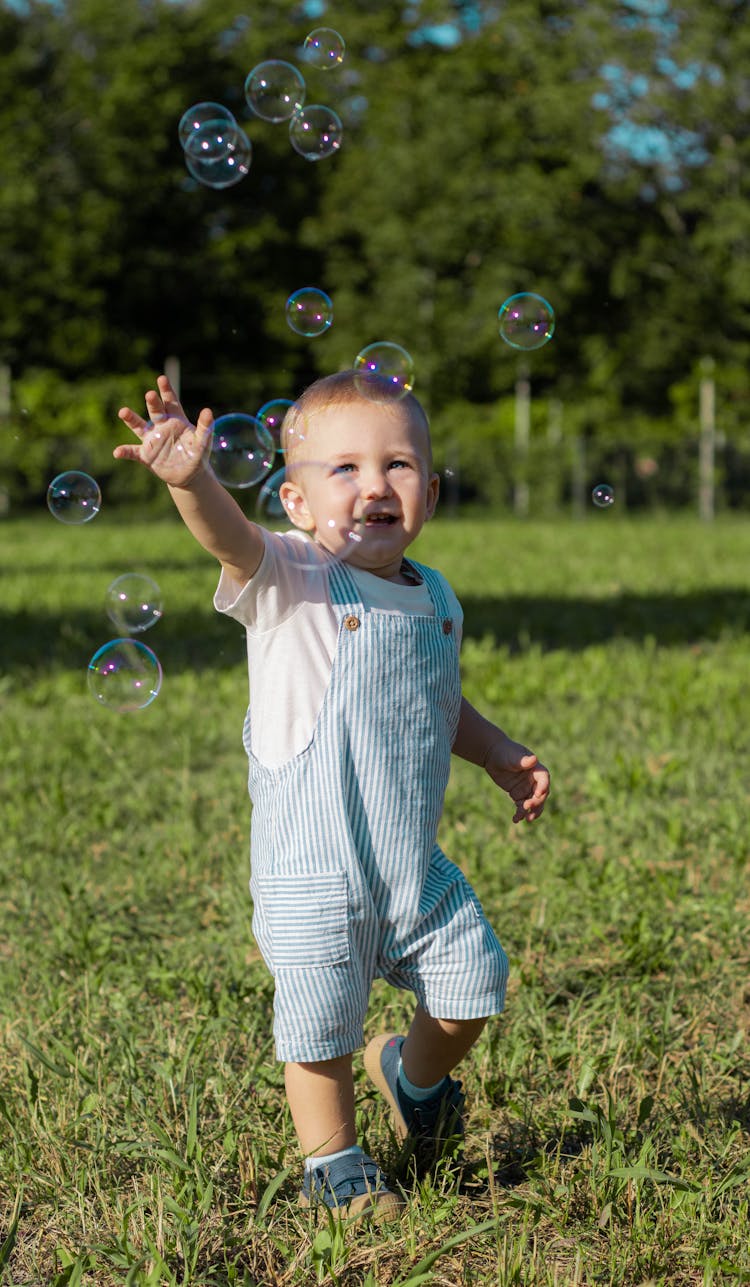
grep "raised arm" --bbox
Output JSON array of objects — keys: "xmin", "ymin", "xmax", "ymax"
[{"xmin": 115, "ymin": 374, "xmax": 264, "ymax": 587}]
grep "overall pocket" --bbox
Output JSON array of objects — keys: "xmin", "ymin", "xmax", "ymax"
[{"xmin": 255, "ymin": 871, "xmax": 350, "ymax": 970}]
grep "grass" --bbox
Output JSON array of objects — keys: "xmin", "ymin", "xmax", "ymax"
[{"xmin": 1, "ymin": 510, "xmax": 750, "ymax": 1286}]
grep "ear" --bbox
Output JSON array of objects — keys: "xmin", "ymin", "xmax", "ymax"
[
  {"xmin": 424, "ymin": 471, "xmax": 440, "ymax": 521},
  {"xmin": 279, "ymin": 477, "xmax": 315, "ymax": 531}
]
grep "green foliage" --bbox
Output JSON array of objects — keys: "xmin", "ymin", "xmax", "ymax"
[{"xmin": 1, "ymin": 0, "xmax": 750, "ymax": 514}]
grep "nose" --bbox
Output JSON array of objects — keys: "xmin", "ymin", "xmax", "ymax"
[{"xmin": 360, "ymin": 468, "xmax": 392, "ymax": 499}]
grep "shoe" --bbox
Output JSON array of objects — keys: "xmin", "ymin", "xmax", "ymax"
[
  {"xmin": 299, "ymin": 1150, "xmax": 405, "ymax": 1222},
  {"xmin": 363, "ymin": 1033, "xmax": 465, "ymax": 1174}
]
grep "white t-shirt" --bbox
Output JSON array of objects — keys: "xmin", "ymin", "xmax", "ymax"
[{"xmin": 214, "ymin": 529, "xmax": 463, "ymax": 767}]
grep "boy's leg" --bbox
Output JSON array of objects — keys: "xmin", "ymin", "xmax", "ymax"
[
  {"xmin": 285, "ymin": 1054, "xmax": 356, "ymax": 1156},
  {"xmin": 286, "ymin": 1054, "xmax": 404, "ymax": 1220},
  {"xmin": 401, "ymin": 1006, "xmax": 487, "ymax": 1086},
  {"xmin": 364, "ymin": 1009, "xmax": 488, "ymax": 1173}
]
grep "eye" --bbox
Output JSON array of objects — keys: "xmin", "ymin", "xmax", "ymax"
[
  {"xmin": 333, "ymin": 462, "xmax": 356, "ymax": 474},
  {"xmin": 388, "ymin": 459, "xmax": 410, "ymax": 470}
]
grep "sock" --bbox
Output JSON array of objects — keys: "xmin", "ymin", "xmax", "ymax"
[
  {"xmin": 304, "ymin": 1143, "xmax": 364, "ymax": 1174},
  {"xmin": 397, "ymin": 1056, "xmax": 446, "ymax": 1103}
]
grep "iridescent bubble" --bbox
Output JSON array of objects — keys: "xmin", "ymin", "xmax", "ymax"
[
  {"xmin": 257, "ymin": 399, "xmax": 294, "ymax": 452},
  {"xmin": 353, "ymin": 342, "xmax": 415, "ymax": 399},
  {"xmin": 178, "ymin": 101, "xmax": 236, "ymax": 149},
  {"xmin": 245, "ymin": 60, "xmax": 306, "ymax": 123},
  {"xmin": 303, "ymin": 28, "xmax": 346, "ymax": 69},
  {"xmin": 183, "ymin": 121, "xmax": 252, "ymax": 189},
  {"xmin": 592, "ymin": 483, "xmax": 615, "ymax": 508},
  {"xmin": 210, "ymin": 414, "xmax": 275, "ymax": 489},
  {"xmin": 87, "ymin": 638, "xmax": 162, "ymax": 712},
  {"xmin": 256, "ymin": 463, "xmax": 363, "ymax": 570},
  {"xmin": 105, "ymin": 574, "xmax": 163, "ymax": 634},
  {"xmin": 285, "ymin": 287, "xmax": 333, "ymax": 337},
  {"xmin": 498, "ymin": 293, "xmax": 555, "ymax": 350},
  {"xmin": 289, "ymin": 105, "xmax": 343, "ymax": 161},
  {"xmin": 46, "ymin": 471, "xmax": 101, "ymax": 524}
]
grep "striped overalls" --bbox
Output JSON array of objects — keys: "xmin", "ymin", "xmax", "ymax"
[{"xmin": 245, "ymin": 556, "xmax": 509, "ymax": 1062}]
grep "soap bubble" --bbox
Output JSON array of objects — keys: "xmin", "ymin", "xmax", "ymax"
[
  {"xmin": 498, "ymin": 293, "xmax": 555, "ymax": 350},
  {"xmin": 87, "ymin": 638, "xmax": 162, "ymax": 712},
  {"xmin": 47, "ymin": 471, "xmax": 101, "ymax": 524},
  {"xmin": 183, "ymin": 121, "xmax": 252, "ymax": 188},
  {"xmin": 592, "ymin": 483, "xmax": 615, "ymax": 508},
  {"xmin": 245, "ymin": 60, "xmax": 306, "ymax": 122},
  {"xmin": 303, "ymin": 28, "xmax": 346, "ymax": 69},
  {"xmin": 257, "ymin": 399, "xmax": 294, "ymax": 452},
  {"xmin": 285, "ymin": 287, "xmax": 333, "ymax": 337},
  {"xmin": 106, "ymin": 573, "xmax": 163, "ymax": 634},
  {"xmin": 256, "ymin": 463, "xmax": 363, "ymax": 569},
  {"xmin": 256, "ymin": 465, "xmax": 288, "ymax": 523},
  {"xmin": 178, "ymin": 101, "xmax": 236, "ymax": 149},
  {"xmin": 289, "ymin": 105, "xmax": 343, "ymax": 160},
  {"xmin": 210, "ymin": 414, "xmax": 275, "ymax": 488},
  {"xmin": 353, "ymin": 342, "xmax": 415, "ymax": 399}
]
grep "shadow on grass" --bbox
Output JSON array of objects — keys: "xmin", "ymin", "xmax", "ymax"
[
  {"xmin": 3, "ymin": 588, "xmax": 750, "ymax": 675},
  {"xmin": 458, "ymin": 1124, "xmax": 591, "ymax": 1197}
]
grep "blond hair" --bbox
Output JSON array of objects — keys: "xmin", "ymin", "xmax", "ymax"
[{"xmin": 281, "ymin": 370, "xmax": 431, "ymax": 466}]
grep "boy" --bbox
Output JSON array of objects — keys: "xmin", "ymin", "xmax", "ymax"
[{"xmin": 115, "ymin": 371, "xmax": 549, "ymax": 1222}]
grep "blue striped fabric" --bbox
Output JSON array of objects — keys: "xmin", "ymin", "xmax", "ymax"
[{"xmin": 244, "ymin": 555, "xmax": 509, "ymax": 1062}]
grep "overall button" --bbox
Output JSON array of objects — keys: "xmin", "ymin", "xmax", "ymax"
[
  {"xmin": 344, "ymin": 614, "xmax": 360, "ymax": 631},
  {"xmin": 442, "ymin": 618, "xmax": 453, "ymax": 634}
]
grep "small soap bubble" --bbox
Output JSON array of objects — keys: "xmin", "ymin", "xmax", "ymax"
[
  {"xmin": 256, "ymin": 465, "xmax": 288, "ymax": 523},
  {"xmin": 106, "ymin": 574, "xmax": 163, "ymax": 634},
  {"xmin": 498, "ymin": 292, "xmax": 555, "ymax": 350},
  {"xmin": 178, "ymin": 101, "xmax": 236, "ymax": 149},
  {"xmin": 87, "ymin": 638, "xmax": 162, "ymax": 712},
  {"xmin": 47, "ymin": 471, "xmax": 101, "ymax": 524},
  {"xmin": 285, "ymin": 287, "xmax": 333, "ymax": 337},
  {"xmin": 210, "ymin": 414, "xmax": 275, "ymax": 489},
  {"xmin": 289, "ymin": 105, "xmax": 343, "ymax": 160},
  {"xmin": 303, "ymin": 28, "xmax": 346, "ymax": 69},
  {"xmin": 245, "ymin": 60, "xmax": 306, "ymax": 122},
  {"xmin": 183, "ymin": 122, "xmax": 252, "ymax": 188},
  {"xmin": 592, "ymin": 483, "xmax": 615, "ymax": 508},
  {"xmin": 353, "ymin": 342, "xmax": 415, "ymax": 399},
  {"xmin": 256, "ymin": 463, "xmax": 363, "ymax": 569},
  {"xmin": 257, "ymin": 399, "xmax": 294, "ymax": 452}
]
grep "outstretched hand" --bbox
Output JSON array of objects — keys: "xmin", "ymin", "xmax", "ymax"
[
  {"xmin": 483, "ymin": 736, "xmax": 550, "ymax": 824},
  {"xmin": 114, "ymin": 375, "xmax": 214, "ymax": 488}
]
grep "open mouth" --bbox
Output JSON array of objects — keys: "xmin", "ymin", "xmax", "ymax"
[{"xmin": 363, "ymin": 513, "xmax": 397, "ymax": 526}]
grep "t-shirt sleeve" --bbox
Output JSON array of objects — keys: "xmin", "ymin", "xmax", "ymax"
[{"xmin": 213, "ymin": 529, "xmax": 329, "ymax": 633}]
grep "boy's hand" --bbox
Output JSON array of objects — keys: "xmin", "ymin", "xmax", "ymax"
[
  {"xmin": 114, "ymin": 375, "xmax": 214, "ymax": 488},
  {"xmin": 483, "ymin": 736, "xmax": 550, "ymax": 824}
]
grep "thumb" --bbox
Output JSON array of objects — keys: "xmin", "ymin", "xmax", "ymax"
[{"xmin": 196, "ymin": 407, "xmax": 214, "ymax": 441}]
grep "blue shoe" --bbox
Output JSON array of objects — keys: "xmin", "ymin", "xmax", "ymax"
[
  {"xmin": 299, "ymin": 1150, "xmax": 404, "ymax": 1222},
  {"xmin": 363, "ymin": 1033, "xmax": 465, "ymax": 1174}
]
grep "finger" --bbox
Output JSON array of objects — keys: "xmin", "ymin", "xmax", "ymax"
[
  {"xmin": 118, "ymin": 407, "xmax": 148, "ymax": 439},
  {"xmin": 195, "ymin": 407, "xmax": 214, "ymax": 440},
  {"xmin": 157, "ymin": 374, "xmax": 188, "ymax": 419},
  {"xmin": 113, "ymin": 443, "xmax": 143, "ymax": 461}
]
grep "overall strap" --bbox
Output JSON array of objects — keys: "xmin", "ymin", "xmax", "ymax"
[
  {"xmin": 327, "ymin": 556, "xmax": 365, "ymax": 613},
  {"xmin": 407, "ymin": 560, "xmax": 453, "ymax": 621}
]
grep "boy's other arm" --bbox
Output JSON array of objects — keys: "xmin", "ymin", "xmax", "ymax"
[
  {"xmin": 452, "ymin": 695, "xmax": 550, "ymax": 823},
  {"xmin": 115, "ymin": 374, "xmax": 264, "ymax": 587}
]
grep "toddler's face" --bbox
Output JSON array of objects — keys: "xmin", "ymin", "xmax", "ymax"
[{"xmin": 279, "ymin": 399, "xmax": 439, "ymax": 580}]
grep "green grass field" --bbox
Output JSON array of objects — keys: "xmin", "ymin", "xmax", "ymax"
[{"xmin": 1, "ymin": 511, "xmax": 750, "ymax": 1286}]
